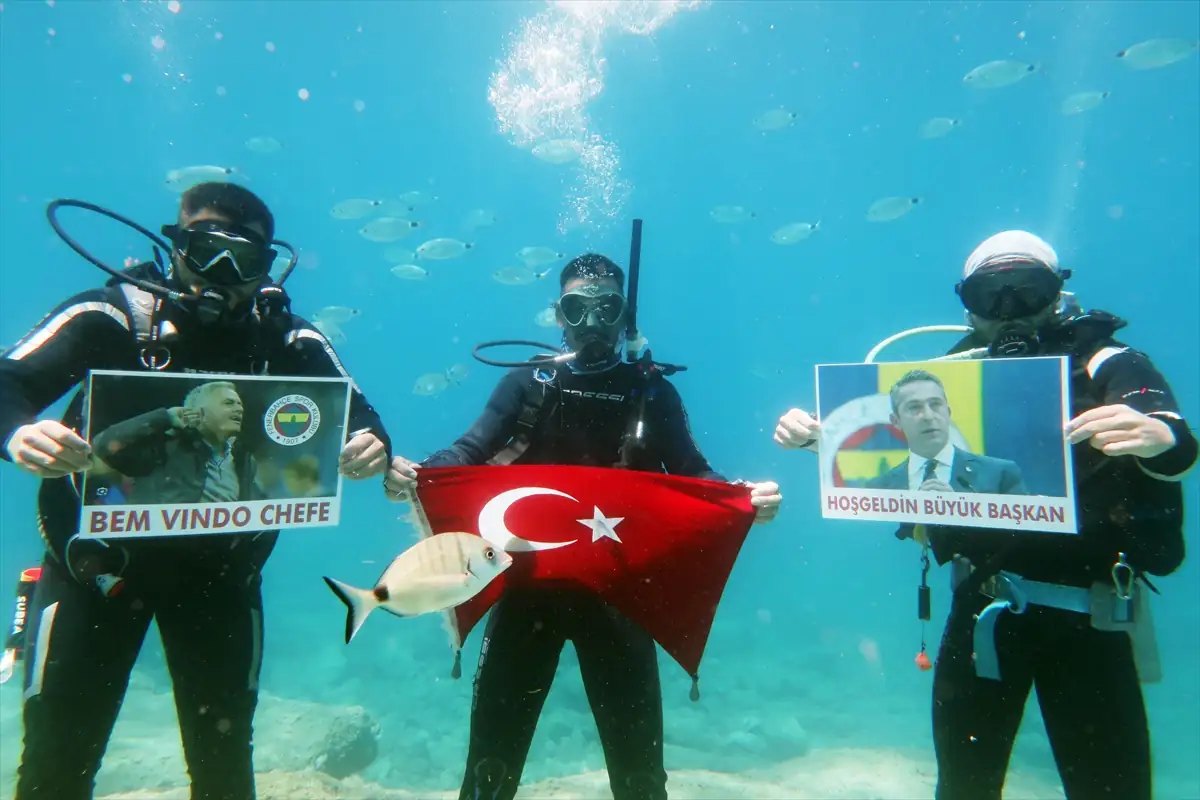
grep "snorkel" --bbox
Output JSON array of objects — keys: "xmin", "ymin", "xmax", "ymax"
[
  {"xmin": 46, "ymin": 198, "xmax": 299, "ymax": 327},
  {"xmin": 624, "ymin": 218, "xmax": 643, "ymax": 363}
]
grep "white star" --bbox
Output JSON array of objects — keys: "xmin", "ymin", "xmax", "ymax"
[{"xmin": 576, "ymin": 506, "xmax": 625, "ymax": 543}]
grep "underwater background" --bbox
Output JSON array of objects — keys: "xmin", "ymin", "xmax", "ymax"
[{"xmin": 1, "ymin": 1, "xmax": 1197, "ymax": 797}]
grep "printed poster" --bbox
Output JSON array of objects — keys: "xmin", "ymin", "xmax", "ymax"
[
  {"xmin": 814, "ymin": 356, "xmax": 1077, "ymax": 534},
  {"xmin": 78, "ymin": 370, "xmax": 351, "ymax": 538}
]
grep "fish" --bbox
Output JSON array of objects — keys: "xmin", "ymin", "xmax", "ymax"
[
  {"xmin": 531, "ymin": 139, "xmax": 583, "ymax": 164},
  {"xmin": 312, "ymin": 319, "xmax": 346, "ymax": 343},
  {"xmin": 417, "ymin": 238, "xmax": 473, "ymax": 260},
  {"xmin": 962, "ymin": 60, "xmax": 1038, "ymax": 89},
  {"xmin": 1060, "ymin": 91, "xmax": 1110, "ymax": 115},
  {"xmin": 770, "ymin": 221, "xmax": 819, "ymax": 245},
  {"xmin": 413, "ymin": 372, "xmax": 450, "ymax": 396},
  {"xmin": 390, "ymin": 264, "xmax": 429, "ymax": 280},
  {"xmin": 534, "ymin": 306, "xmax": 558, "ymax": 327},
  {"xmin": 493, "ymin": 266, "xmax": 552, "ymax": 286},
  {"xmin": 866, "ymin": 196, "xmax": 920, "ymax": 222},
  {"xmin": 360, "ymin": 217, "xmax": 421, "ymax": 243},
  {"xmin": 752, "ymin": 108, "xmax": 797, "ymax": 132},
  {"xmin": 1116, "ymin": 38, "xmax": 1198, "ymax": 70},
  {"xmin": 918, "ymin": 117, "xmax": 961, "ymax": 139},
  {"xmin": 245, "ymin": 136, "xmax": 282, "ymax": 154},
  {"xmin": 710, "ymin": 205, "xmax": 756, "ymax": 224},
  {"xmin": 445, "ymin": 363, "xmax": 469, "ymax": 384},
  {"xmin": 331, "ymin": 199, "xmax": 387, "ymax": 220},
  {"xmin": 313, "ymin": 305, "xmax": 361, "ymax": 324},
  {"xmin": 400, "ymin": 190, "xmax": 438, "ymax": 206},
  {"xmin": 323, "ymin": 532, "xmax": 513, "ymax": 643},
  {"xmin": 516, "ymin": 246, "xmax": 565, "ymax": 266},
  {"xmin": 165, "ymin": 165, "xmax": 243, "ymax": 193}
]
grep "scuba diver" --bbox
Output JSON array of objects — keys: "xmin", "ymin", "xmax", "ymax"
[
  {"xmin": 383, "ymin": 250, "xmax": 783, "ymax": 800},
  {"xmin": 0, "ymin": 182, "xmax": 393, "ymax": 800},
  {"xmin": 774, "ymin": 230, "xmax": 1195, "ymax": 800}
]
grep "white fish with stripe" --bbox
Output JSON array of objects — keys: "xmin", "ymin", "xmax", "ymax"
[
  {"xmin": 753, "ymin": 108, "xmax": 797, "ymax": 132},
  {"xmin": 1116, "ymin": 38, "xmax": 1198, "ymax": 70},
  {"xmin": 919, "ymin": 117, "xmax": 961, "ymax": 139},
  {"xmin": 962, "ymin": 60, "xmax": 1038, "ymax": 89},
  {"xmin": 417, "ymin": 238, "xmax": 473, "ymax": 260},
  {"xmin": 323, "ymin": 533, "xmax": 513, "ymax": 643},
  {"xmin": 1061, "ymin": 91, "xmax": 1110, "ymax": 115},
  {"xmin": 770, "ymin": 221, "xmax": 819, "ymax": 245},
  {"xmin": 866, "ymin": 196, "xmax": 920, "ymax": 222},
  {"xmin": 360, "ymin": 217, "xmax": 421, "ymax": 243},
  {"xmin": 517, "ymin": 246, "xmax": 564, "ymax": 266},
  {"xmin": 165, "ymin": 165, "xmax": 244, "ymax": 192}
]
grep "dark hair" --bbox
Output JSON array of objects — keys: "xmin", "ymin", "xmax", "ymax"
[
  {"xmin": 889, "ymin": 369, "xmax": 946, "ymax": 413},
  {"xmin": 559, "ymin": 253, "xmax": 625, "ymax": 292},
  {"xmin": 180, "ymin": 182, "xmax": 275, "ymax": 242}
]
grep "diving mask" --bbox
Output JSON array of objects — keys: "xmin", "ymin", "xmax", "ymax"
[
  {"xmin": 163, "ymin": 221, "xmax": 277, "ymax": 286},
  {"xmin": 956, "ymin": 260, "xmax": 1071, "ymax": 322},
  {"xmin": 558, "ymin": 287, "xmax": 626, "ymax": 328}
]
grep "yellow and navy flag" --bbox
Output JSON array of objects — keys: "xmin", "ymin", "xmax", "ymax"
[{"xmin": 818, "ymin": 359, "xmax": 1067, "ymax": 496}]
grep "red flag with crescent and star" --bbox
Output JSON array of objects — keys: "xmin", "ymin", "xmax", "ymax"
[{"xmin": 409, "ymin": 464, "xmax": 756, "ymax": 681}]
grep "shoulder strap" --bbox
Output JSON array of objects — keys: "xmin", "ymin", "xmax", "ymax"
[{"xmin": 486, "ymin": 370, "xmax": 555, "ymax": 466}]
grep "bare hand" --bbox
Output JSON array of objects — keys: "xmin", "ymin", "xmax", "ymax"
[
  {"xmin": 774, "ymin": 408, "xmax": 820, "ymax": 451},
  {"xmin": 383, "ymin": 455, "xmax": 420, "ymax": 502},
  {"xmin": 1066, "ymin": 404, "xmax": 1177, "ymax": 459},
  {"xmin": 339, "ymin": 432, "xmax": 388, "ymax": 479},
  {"xmin": 919, "ymin": 478, "xmax": 954, "ymax": 493},
  {"xmin": 4, "ymin": 421, "xmax": 93, "ymax": 478},
  {"xmin": 168, "ymin": 407, "xmax": 204, "ymax": 428},
  {"xmin": 747, "ymin": 480, "xmax": 782, "ymax": 524}
]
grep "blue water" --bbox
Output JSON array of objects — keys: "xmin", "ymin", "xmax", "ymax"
[{"xmin": 1, "ymin": 1, "xmax": 1197, "ymax": 797}]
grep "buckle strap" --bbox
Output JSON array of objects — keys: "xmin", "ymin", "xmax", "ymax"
[{"xmin": 968, "ymin": 570, "xmax": 1092, "ymax": 682}]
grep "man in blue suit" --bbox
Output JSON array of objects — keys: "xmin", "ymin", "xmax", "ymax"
[{"xmin": 867, "ymin": 369, "xmax": 1028, "ymax": 495}]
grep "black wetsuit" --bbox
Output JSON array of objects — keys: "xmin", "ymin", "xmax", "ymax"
[
  {"xmin": 421, "ymin": 361, "xmax": 724, "ymax": 800},
  {"xmin": 903, "ymin": 319, "xmax": 1196, "ymax": 800},
  {"xmin": 0, "ymin": 276, "xmax": 391, "ymax": 800}
]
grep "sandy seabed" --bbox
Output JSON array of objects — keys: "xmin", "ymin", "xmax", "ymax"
[
  {"xmin": 95, "ymin": 748, "xmax": 1065, "ymax": 800},
  {"xmin": 1, "ymin": 670, "xmax": 1069, "ymax": 800}
]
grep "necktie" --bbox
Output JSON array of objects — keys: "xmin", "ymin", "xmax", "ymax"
[{"xmin": 922, "ymin": 458, "xmax": 938, "ymax": 483}]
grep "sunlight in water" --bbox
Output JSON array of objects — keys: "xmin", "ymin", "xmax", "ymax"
[{"xmin": 489, "ymin": 0, "xmax": 706, "ymax": 234}]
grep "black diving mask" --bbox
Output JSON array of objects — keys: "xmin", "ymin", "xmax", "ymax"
[
  {"xmin": 956, "ymin": 260, "xmax": 1071, "ymax": 322},
  {"xmin": 558, "ymin": 288, "xmax": 626, "ymax": 327},
  {"xmin": 163, "ymin": 222, "xmax": 277, "ymax": 287}
]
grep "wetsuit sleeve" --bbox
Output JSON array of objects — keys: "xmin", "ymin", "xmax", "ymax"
[
  {"xmin": 422, "ymin": 369, "xmax": 528, "ymax": 467},
  {"xmin": 275, "ymin": 318, "xmax": 393, "ymax": 461},
  {"xmin": 92, "ymin": 408, "xmax": 175, "ymax": 477},
  {"xmin": 1088, "ymin": 345, "xmax": 1198, "ymax": 480},
  {"xmin": 0, "ymin": 290, "xmax": 134, "ymax": 460},
  {"xmin": 653, "ymin": 379, "xmax": 725, "ymax": 481}
]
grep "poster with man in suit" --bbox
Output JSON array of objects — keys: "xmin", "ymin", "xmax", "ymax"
[{"xmin": 814, "ymin": 357, "xmax": 1077, "ymax": 534}]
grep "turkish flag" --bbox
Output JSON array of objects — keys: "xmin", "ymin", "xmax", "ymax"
[{"xmin": 410, "ymin": 464, "xmax": 756, "ymax": 681}]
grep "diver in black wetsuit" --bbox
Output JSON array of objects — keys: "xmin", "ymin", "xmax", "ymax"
[
  {"xmin": 0, "ymin": 183, "xmax": 393, "ymax": 800},
  {"xmin": 384, "ymin": 254, "xmax": 782, "ymax": 800},
  {"xmin": 775, "ymin": 230, "xmax": 1196, "ymax": 800}
]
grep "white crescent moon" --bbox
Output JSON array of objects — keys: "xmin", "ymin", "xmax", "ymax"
[{"xmin": 478, "ymin": 486, "xmax": 579, "ymax": 552}]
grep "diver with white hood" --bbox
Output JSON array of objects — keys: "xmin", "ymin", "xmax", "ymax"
[{"xmin": 773, "ymin": 230, "xmax": 1196, "ymax": 800}]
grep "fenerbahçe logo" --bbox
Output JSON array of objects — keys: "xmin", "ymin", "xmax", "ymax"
[
  {"xmin": 264, "ymin": 394, "xmax": 321, "ymax": 446},
  {"xmin": 819, "ymin": 394, "xmax": 968, "ymax": 489}
]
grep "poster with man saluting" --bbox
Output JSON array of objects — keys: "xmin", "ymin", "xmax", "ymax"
[
  {"xmin": 79, "ymin": 369, "xmax": 351, "ymax": 538},
  {"xmin": 815, "ymin": 356, "xmax": 1078, "ymax": 534}
]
